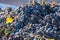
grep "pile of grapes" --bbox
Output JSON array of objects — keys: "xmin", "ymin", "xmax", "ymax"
[{"xmin": 0, "ymin": 1, "xmax": 60, "ymax": 40}]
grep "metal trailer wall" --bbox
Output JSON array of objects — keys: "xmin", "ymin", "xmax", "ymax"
[{"xmin": 0, "ymin": 0, "xmax": 60, "ymax": 6}]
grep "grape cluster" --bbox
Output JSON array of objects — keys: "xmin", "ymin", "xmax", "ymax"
[{"xmin": 0, "ymin": 1, "xmax": 60, "ymax": 40}]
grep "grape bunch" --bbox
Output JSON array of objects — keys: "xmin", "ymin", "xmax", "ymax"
[{"xmin": 0, "ymin": 1, "xmax": 60, "ymax": 40}]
